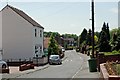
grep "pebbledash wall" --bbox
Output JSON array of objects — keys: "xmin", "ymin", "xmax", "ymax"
[
  {"xmin": 0, "ymin": 10, "xmax": 2, "ymax": 60},
  {"xmin": 0, "ymin": 5, "xmax": 44, "ymax": 60}
]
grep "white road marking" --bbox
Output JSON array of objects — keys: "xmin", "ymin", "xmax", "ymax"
[
  {"xmin": 65, "ymin": 59, "xmax": 73, "ymax": 62},
  {"xmin": 71, "ymin": 66, "xmax": 83, "ymax": 79},
  {"xmin": 71, "ymin": 55, "xmax": 84, "ymax": 79}
]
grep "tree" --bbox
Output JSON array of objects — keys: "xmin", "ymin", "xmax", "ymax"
[
  {"xmin": 110, "ymin": 28, "xmax": 118, "ymax": 41},
  {"xmin": 79, "ymin": 28, "xmax": 87, "ymax": 45},
  {"xmin": 94, "ymin": 35, "xmax": 98, "ymax": 45},
  {"xmin": 86, "ymin": 29, "xmax": 92, "ymax": 46},
  {"xmin": 102, "ymin": 22, "xmax": 107, "ymax": 32},
  {"xmin": 106, "ymin": 23, "xmax": 110, "ymax": 41},
  {"xmin": 48, "ymin": 33, "xmax": 59, "ymax": 56},
  {"xmin": 98, "ymin": 22, "xmax": 112, "ymax": 52},
  {"xmin": 111, "ymin": 28, "xmax": 120, "ymax": 51},
  {"xmin": 99, "ymin": 29, "xmax": 111, "ymax": 52},
  {"xmin": 101, "ymin": 22, "xmax": 110, "ymax": 41}
]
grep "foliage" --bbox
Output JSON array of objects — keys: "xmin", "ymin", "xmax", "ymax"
[
  {"xmin": 110, "ymin": 28, "xmax": 120, "ymax": 51},
  {"xmin": 113, "ymin": 64, "xmax": 120, "ymax": 75},
  {"xmin": 48, "ymin": 33, "xmax": 59, "ymax": 55},
  {"xmin": 44, "ymin": 31, "xmax": 60, "ymax": 38},
  {"xmin": 106, "ymin": 23, "xmax": 110, "ymax": 41},
  {"xmin": 99, "ymin": 22, "xmax": 110, "ymax": 41},
  {"xmin": 104, "ymin": 50, "xmax": 120, "ymax": 56},
  {"xmin": 98, "ymin": 22, "xmax": 111, "ymax": 52},
  {"xmin": 110, "ymin": 28, "xmax": 118, "ymax": 39},
  {"xmin": 95, "ymin": 31, "xmax": 100, "ymax": 39},
  {"xmin": 79, "ymin": 28, "xmax": 87, "ymax": 46},
  {"xmin": 94, "ymin": 35, "xmax": 98, "ymax": 45},
  {"xmin": 86, "ymin": 29, "xmax": 92, "ymax": 46}
]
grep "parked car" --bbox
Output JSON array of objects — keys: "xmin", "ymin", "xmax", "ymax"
[
  {"xmin": 0, "ymin": 60, "xmax": 8, "ymax": 69},
  {"xmin": 62, "ymin": 48, "xmax": 65, "ymax": 52},
  {"xmin": 49, "ymin": 55, "xmax": 62, "ymax": 65}
]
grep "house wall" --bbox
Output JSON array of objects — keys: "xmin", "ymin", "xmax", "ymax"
[
  {"xmin": 0, "ymin": 11, "xmax": 2, "ymax": 49},
  {"xmin": 2, "ymin": 7, "xmax": 34, "ymax": 60},
  {"xmin": 33, "ymin": 27, "xmax": 44, "ymax": 57},
  {"xmin": 0, "ymin": 11, "xmax": 2, "ymax": 60}
]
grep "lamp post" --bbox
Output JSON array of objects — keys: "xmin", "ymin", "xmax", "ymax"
[
  {"xmin": 88, "ymin": 0, "xmax": 97, "ymax": 72},
  {"xmin": 91, "ymin": 0, "xmax": 95, "ymax": 58}
]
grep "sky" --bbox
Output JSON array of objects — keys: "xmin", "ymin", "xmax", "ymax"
[{"xmin": 0, "ymin": 0, "xmax": 119, "ymax": 35}]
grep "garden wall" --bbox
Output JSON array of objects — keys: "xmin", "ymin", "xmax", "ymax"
[
  {"xmin": 97, "ymin": 52, "xmax": 120, "ymax": 71},
  {"xmin": 100, "ymin": 63, "xmax": 120, "ymax": 80}
]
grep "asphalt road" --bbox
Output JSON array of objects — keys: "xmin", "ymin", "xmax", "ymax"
[
  {"xmin": 17, "ymin": 50, "xmax": 84, "ymax": 78},
  {"xmin": 2, "ymin": 50, "xmax": 100, "ymax": 80}
]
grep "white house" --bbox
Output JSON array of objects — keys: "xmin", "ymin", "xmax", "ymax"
[{"xmin": 0, "ymin": 5, "xmax": 44, "ymax": 60}]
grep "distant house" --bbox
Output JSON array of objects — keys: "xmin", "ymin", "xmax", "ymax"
[
  {"xmin": 64, "ymin": 38, "xmax": 75, "ymax": 46},
  {"xmin": 55, "ymin": 36, "xmax": 64, "ymax": 47},
  {"xmin": 44, "ymin": 37, "xmax": 63, "ymax": 50},
  {"xmin": 0, "ymin": 5, "xmax": 44, "ymax": 60},
  {"xmin": 44, "ymin": 37, "xmax": 50, "ymax": 49}
]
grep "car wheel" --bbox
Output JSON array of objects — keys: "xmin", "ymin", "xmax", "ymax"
[
  {"xmin": 2, "ymin": 64, "xmax": 6, "ymax": 69},
  {"xmin": 60, "ymin": 62, "xmax": 62, "ymax": 64}
]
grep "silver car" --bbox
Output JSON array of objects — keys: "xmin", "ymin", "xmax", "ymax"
[
  {"xmin": 49, "ymin": 55, "xmax": 62, "ymax": 65},
  {"xmin": 0, "ymin": 60, "xmax": 8, "ymax": 69}
]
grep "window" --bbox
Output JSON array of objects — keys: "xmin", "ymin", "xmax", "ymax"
[
  {"xmin": 40, "ymin": 46, "xmax": 42, "ymax": 53},
  {"xmin": 35, "ymin": 29, "xmax": 37, "ymax": 37},
  {"xmin": 40, "ymin": 30, "xmax": 42, "ymax": 37},
  {"xmin": 35, "ymin": 46, "xmax": 38, "ymax": 53}
]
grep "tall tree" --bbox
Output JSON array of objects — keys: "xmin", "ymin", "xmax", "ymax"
[
  {"xmin": 79, "ymin": 28, "xmax": 87, "ymax": 45},
  {"xmin": 106, "ymin": 23, "xmax": 110, "ymax": 41},
  {"xmin": 99, "ymin": 31, "xmax": 111, "ymax": 52},
  {"xmin": 102, "ymin": 22, "xmax": 107, "ymax": 32},
  {"xmin": 98, "ymin": 22, "xmax": 112, "ymax": 52},
  {"xmin": 86, "ymin": 29, "xmax": 92, "ymax": 46},
  {"xmin": 48, "ymin": 33, "xmax": 59, "ymax": 56}
]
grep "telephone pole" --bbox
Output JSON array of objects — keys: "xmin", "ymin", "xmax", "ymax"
[{"xmin": 92, "ymin": 0, "xmax": 95, "ymax": 58}]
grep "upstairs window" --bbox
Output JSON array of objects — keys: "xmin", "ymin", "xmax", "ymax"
[
  {"xmin": 40, "ymin": 30, "xmax": 42, "ymax": 37},
  {"xmin": 35, "ymin": 29, "xmax": 37, "ymax": 37}
]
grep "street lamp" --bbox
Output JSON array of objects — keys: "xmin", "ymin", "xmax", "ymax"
[
  {"xmin": 91, "ymin": 0, "xmax": 95, "ymax": 58},
  {"xmin": 88, "ymin": 0, "xmax": 97, "ymax": 72}
]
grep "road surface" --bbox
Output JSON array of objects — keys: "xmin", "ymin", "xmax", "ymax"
[{"xmin": 2, "ymin": 50, "xmax": 100, "ymax": 80}]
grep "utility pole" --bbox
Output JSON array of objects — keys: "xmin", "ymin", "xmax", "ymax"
[{"xmin": 92, "ymin": 0, "xmax": 95, "ymax": 58}]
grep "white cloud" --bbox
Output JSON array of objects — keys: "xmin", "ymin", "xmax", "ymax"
[{"xmin": 110, "ymin": 8, "xmax": 118, "ymax": 14}]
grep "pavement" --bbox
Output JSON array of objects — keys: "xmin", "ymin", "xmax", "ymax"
[
  {"xmin": 73, "ymin": 52, "xmax": 100, "ymax": 79},
  {"xmin": 2, "ymin": 50, "xmax": 100, "ymax": 79}
]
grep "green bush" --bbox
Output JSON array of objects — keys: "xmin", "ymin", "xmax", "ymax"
[{"xmin": 104, "ymin": 50, "xmax": 120, "ymax": 56}]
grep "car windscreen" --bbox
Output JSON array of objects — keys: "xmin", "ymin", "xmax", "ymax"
[{"xmin": 50, "ymin": 56, "xmax": 59, "ymax": 59}]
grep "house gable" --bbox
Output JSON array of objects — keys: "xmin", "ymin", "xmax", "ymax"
[{"xmin": 1, "ymin": 5, "xmax": 44, "ymax": 29}]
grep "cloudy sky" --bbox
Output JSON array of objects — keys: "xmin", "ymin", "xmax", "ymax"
[{"xmin": 0, "ymin": 0, "xmax": 119, "ymax": 35}]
